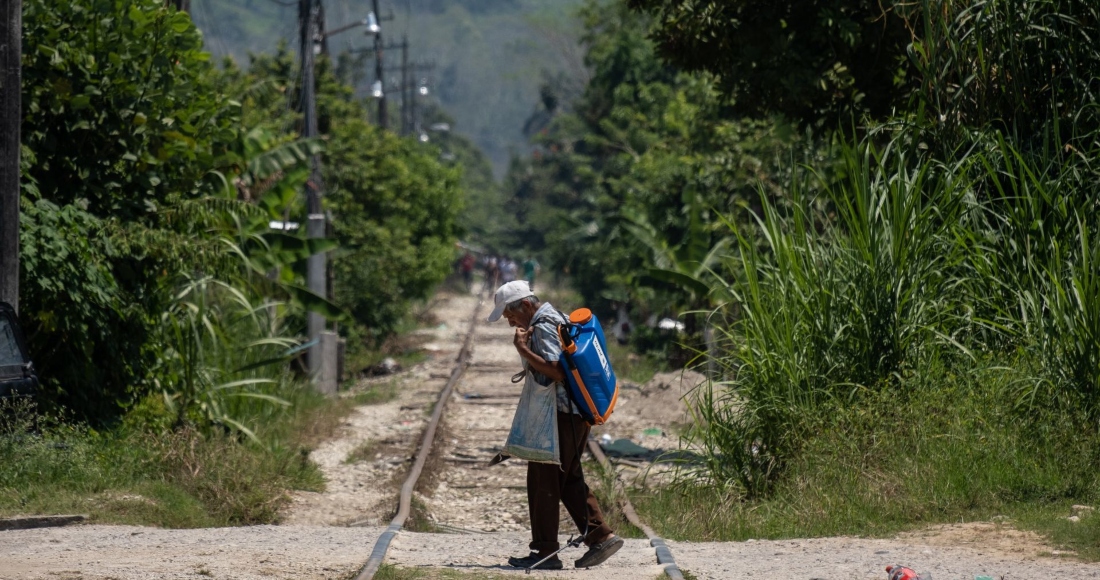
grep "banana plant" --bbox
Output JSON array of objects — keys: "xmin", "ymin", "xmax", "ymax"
[
  {"xmin": 621, "ymin": 189, "xmax": 734, "ymax": 377},
  {"xmin": 620, "ymin": 189, "xmax": 733, "ymax": 309},
  {"xmin": 158, "ymin": 275, "xmax": 297, "ymax": 442}
]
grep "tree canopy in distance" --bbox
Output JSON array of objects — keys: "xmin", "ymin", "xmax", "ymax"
[{"xmin": 628, "ymin": 0, "xmax": 915, "ymax": 125}]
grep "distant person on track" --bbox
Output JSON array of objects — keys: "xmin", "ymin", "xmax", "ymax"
[
  {"xmin": 500, "ymin": 257, "xmax": 518, "ymax": 283},
  {"xmin": 486, "ymin": 256, "xmax": 500, "ymax": 289},
  {"xmin": 487, "ymin": 280, "xmax": 624, "ymax": 570},
  {"xmin": 522, "ymin": 256, "xmax": 540, "ymax": 290},
  {"xmin": 459, "ymin": 251, "xmax": 476, "ymax": 293}
]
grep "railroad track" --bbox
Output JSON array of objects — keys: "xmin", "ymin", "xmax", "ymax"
[{"xmin": 353, "ymin": 294, "xmax": 684, "ymax": 579}]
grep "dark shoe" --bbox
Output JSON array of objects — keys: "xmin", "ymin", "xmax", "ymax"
[
  {"xmin": 507, "ymin": 552, "xmax": 564, "ymax": 570},
  {"xmin": 574, "ymin": 535, "xmax": 624, "ymax": 568}
]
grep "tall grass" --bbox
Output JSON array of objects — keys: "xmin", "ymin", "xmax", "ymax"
[
  {"xmin": 961, "ymin": 138, "xmax": 1100, "ymax": 410},
  {"xmin": 692, "ymin": 143, "xmax": 969, "ymax": 495},
  {"xmin": 689, "ymin": 135, "xmax": 1100, "ymax": 501},
  {"xmin": 0, "ymin": 384, "xmax": 351, "ymax": 526},
  {"xmin": 156, "ymin": 274, "xmax": 300, "ymax": 440}
]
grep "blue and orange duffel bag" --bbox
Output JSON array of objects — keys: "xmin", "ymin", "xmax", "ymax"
[{"xmin": 556, "ymin": 308, "xmax": 618, "ymax": 425}]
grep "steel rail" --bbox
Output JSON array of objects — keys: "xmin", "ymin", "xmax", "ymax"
[
  {"xmin": 351, "ymin": 293, "xmax": 682, "ymax": 579},
  {"xmin": 353, "ymin": 296, "xmax": 483, "ymax": 580},
  {"xmin": 587, "ymin": 440, "xmax": 686, "ymax": 580}
]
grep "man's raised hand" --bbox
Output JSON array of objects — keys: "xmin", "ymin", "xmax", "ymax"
[{"xmin": 513, "ymin": 327, "xmax": 530, "ymax": 351}]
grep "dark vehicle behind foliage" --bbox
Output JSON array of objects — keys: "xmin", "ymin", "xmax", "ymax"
[{"xmin": 0, "ymin": 303, "xmax": 37, "ymax": 398}]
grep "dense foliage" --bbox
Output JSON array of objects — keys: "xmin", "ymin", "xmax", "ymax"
[
  {"xmin": 327, "ymin": 118, "xmax": 463, "ymax": 343},
  {"xmin": 502, "ymin": 1, "xmax": 803, "ymax": 356},
  {"xmin": 220, "ymin": 47, "xmax": 466, "ymax": 345},
  {"xmin": 627, "ymin": 0, "xmax": 914, "ymax": 124},
  {"xmin": 21, "ymin": 0, "xmax": 240, "ymax": 418},
  {"xmin": 630, "ymin": 0, "xmax": 1100, "ymax": 142},
  {"xmin": 19, "ymin": 0, "xmax": 466, "ymax": 424},
  {"xmin": 512, "ymin": 0, "xmax": 1100, "ymax": 509}
]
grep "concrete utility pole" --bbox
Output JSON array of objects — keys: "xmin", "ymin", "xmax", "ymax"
[
  {"xmin": 384, "ymin": 61, "xmax": 433, "ymax": 137},
  {"xmin": 371, "ymin": 0, "xmax": 387, "ymax": 129},
  {"xmin": 355, "ymin": 39, "xmax": 405, "ymax": 128},
  {"xmin": 400, "ymin": 35, "xmax": 409, "ymax": 135},
  {"xmin": 0, "ymin": 0, "xmax": 21, "ymax": 312},
  {"xmin": 299, "ymin": 0, "xmax": 334, "ymax": 391}
]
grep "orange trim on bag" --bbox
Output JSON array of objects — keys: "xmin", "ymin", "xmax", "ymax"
[
  {"xmin": 571, "ymin": 368, "xmax": 600, "ymax": 424},
  {"xmin": 598, "ymin": 382, "xmax": 618, "ymax": 425},
  {"xmin": 558, "ymin": 325, "xmax": 577, "ymax": 354}
]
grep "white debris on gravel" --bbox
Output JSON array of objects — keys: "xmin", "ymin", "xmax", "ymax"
[{"xmin": 669, "ymin": 534, "xmax": 1100, "ymax": 580}]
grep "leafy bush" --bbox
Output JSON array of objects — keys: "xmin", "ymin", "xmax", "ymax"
[
  {"xmin": 628, "ymin": 0, "xmax": 915, "ymax": 124},
  {"xmin": 20, "ymin": 0, "xmax": 240, "ymax": 421},
  {"xmin": 21, "ymin": 0, "xmax": 237, "ymax": 217},
  {"xmin": 154, "ymin": 275, "xmax": 299, "ymax": 439}
]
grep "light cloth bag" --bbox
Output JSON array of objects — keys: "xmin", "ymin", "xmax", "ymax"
[
  {"xmin": 502, "ymin": 360, "xmax": 560, "ymax": 464},
  {"xmin": 501, "ymin": 309, "xmax": 566, "ymax": 464}
]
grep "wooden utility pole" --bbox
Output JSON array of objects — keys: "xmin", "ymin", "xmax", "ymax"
[
  {"xmin": 168, "ymin": 0, "xmax": 190, "ymax": 13},
  {"xmin": 299, "ymin": 0, "xmax": 328, "ymax": 381},
  {"xmin": 0, "ymin": 0, "xmax": 21, "ymax": 312}
]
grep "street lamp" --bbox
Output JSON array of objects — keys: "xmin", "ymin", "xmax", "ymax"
[
  {"xmin": 326, "ymin": 13, "xmax": 382, "ymax": 38},
  {"xmin": 365, "ymin": 12, "xmax": 381, "ymax": 35},
  {"xmin": 371, "ymin": 80, "xmax": 384, "ymax": 98}
]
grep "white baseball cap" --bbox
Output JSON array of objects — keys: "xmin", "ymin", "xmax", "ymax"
[{"xmin": 487, "ymin": 280, "xmax": 535, "ymax": 322}]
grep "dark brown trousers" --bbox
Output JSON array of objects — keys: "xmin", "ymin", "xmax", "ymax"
[{"xmin": 527, "ymin": 411, "xmax": 614, "ymax": 554}]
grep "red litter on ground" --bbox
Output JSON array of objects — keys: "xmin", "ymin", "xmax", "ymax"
[{"xmin": 886, "ymin": 564, "xmax": 931, "ymax": 580}]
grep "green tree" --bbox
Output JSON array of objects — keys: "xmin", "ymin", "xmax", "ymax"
[
  {"xmin": 20, "ymin": 0, "xmax": 241, "ymax": 420},
  {"xmin": 326, "ymin": 119, "xmax": 464, "ymax": 343},
  {"xmin": 215, "ymin": 44, "xmax": 467, "ymax": 352},
  {"xmin": 627, "ymin": 0, "xmax": 915, "ymax": 125},
  {"xmin": 505, "ymin": 0, "xmax": 798, "ymax": 329}
]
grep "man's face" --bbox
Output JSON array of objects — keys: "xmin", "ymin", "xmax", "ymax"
[{"xmin": 503, "ymin": 301, "xmax": 535, "ymax": 329}]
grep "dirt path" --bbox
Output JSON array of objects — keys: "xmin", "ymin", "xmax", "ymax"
[
  {"xmin": 2, "ymin": 286, "xmax": 1099, "ymax": 579},
  {"xmin": 282, "ymin": 290, "xmax": 480, "ymax": 527},
  {"xmin": 6, "ymin": 522, "xmax": 1099, "ymax": 579}
]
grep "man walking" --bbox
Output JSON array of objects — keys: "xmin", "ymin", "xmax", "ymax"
[{"xmin": 487, "ymin": 280, "xmax": 624, "ymax": 570}]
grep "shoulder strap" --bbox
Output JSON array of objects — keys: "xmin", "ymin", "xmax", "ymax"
[{"xmin": 530, "ymin": 309, "xmax": 565, "ymax": 334}]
